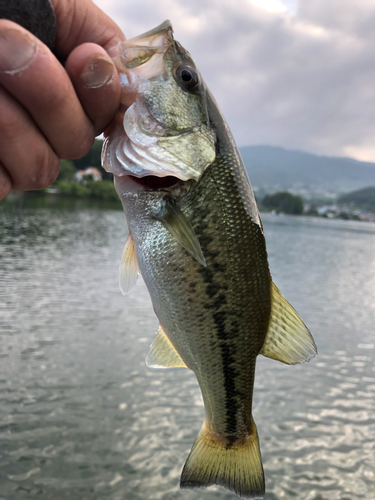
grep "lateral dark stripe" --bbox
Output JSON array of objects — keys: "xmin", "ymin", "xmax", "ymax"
[{"xmin": 195, "ymin": 217, "xmax": 239, "ymax": 438}]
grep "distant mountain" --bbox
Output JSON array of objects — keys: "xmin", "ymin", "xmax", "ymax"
[
  {"xmin": 239, "ymin": 145, "xmax": 375, "ymax": 195},
  {"xmin": 338, "ymin": 186, "xmax": 375, "ymax": 210}
]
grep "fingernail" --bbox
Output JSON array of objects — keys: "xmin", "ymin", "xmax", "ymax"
[
  {"xmin": 0, "ymin": 29, "xmax": 38, "ymax": 74},
  {"xmin": 80, "ymin": 57, "xmax": 115, "ymax": 89}
]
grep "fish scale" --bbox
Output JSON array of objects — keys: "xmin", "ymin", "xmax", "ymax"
[
  {"xmin": 122, "ymin": 154, "xmax": 270, "ymax": 444},
  {"xmin": 191, "ymin": 164, "xmax": 270, "ymax": 434}
]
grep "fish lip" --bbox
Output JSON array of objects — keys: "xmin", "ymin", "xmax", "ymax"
[
  {"xmin": 108, "ymin": 20, "xmax": 174, "ymax": 70},
  {"xmin": 102, "ymin": 101, "xmax": 203, "ymax": 183},
  {"xmin": 102, "ymin": 130, "xmax": 199, "ymax": 182},
  {"xmin": 121, "ymin": 20, "xmax": 173, "ymax": 49},
  {"xmin": 107, "ymin": 21, "xmax": 176, "ymax": 124}
]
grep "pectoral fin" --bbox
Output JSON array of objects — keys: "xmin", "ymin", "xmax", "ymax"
[
  {"xmin": 155, "ymin": 197, "xmax": 206, "ymax": 267},
  {"xmin": 146, "ymin": 324, "xmax": 188, "ymax": 369},
  {"xmin": 260, "ymin": 282, "xmax": 317, "ymax": 365},
  {"xmin": 119, "ymin": 232, "xmax": 140, "ymax": 295}
]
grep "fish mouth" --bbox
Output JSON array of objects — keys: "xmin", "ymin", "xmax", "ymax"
[
  {"xmin": 129, "ymin": 175, "xmax": 182, "ymax": 190},
  {"xmin": 114, "ymin": 173, "xmax": 188, "ymax": 198}
]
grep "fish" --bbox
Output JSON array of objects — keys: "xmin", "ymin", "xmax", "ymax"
[{"xmin": 102, "ymin": 20, "xmax": 317, "ymax": 500}]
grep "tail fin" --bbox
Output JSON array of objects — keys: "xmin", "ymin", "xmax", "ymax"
[{"xmin": 180, "ymin": 418, "xmax": 265, "ymax": 499}]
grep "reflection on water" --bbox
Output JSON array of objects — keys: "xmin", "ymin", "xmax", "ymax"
[{"xmin": 1, "ymin": 200, "xmax": 375, "ymax": 500}]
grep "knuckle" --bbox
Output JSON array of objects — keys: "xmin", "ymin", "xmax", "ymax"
[
  {"xmin": 47, "ymin": 85, "xmax": 70, "ymax": 112},
  {"xmin": 0, "ymin": 164, "xmax": 11, "ymax": 200},
  {"xmin": 32, "ymin": 150, "xmax": 60, "ymax": 190},
  {"xmin": 0, "ymin": 109, "xmax": 22, "ymax": 142},
  {"xmin": 63, "ymin": 132, "xmax": 94, "ymax": 160}
]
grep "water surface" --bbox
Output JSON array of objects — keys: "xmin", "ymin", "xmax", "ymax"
[{"xmin": 1, "ymin": 201, "xmax": 374, "ymax": 500}]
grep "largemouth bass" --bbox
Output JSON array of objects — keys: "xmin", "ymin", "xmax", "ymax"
[{"xmin": 102, "ymin": 20, "xmax": 317, "ymax": 500}]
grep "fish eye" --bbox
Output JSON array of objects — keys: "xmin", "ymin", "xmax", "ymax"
[{"xmin": 175, "ymin": 65, "xmax": 199, "ymax": 91}]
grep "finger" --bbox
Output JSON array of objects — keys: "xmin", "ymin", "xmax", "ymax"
[
  {"xmin": 0, "ymin": 20, "xmax": 95, "ymax": 159},
  {"xmin": 0, "ymin": 162, "xmax": 12, "ymax": 201},
  {"xmin": 52, "ymin": 0, "xmax": 126, "ymax": 56},
  {"xmin": 65, "ymin": 43, "xmax": 121, "ymax": 135},
  {"xmin": 0, "ymin": 85, "xmax": 60, "ymax": 192}
]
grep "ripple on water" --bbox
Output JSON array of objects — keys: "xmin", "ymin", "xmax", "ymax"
[{"xmin": 1, "ymin": 207, "xmax": 375, "ymax": 499}]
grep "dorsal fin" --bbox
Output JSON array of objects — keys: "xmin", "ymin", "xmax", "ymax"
[
  {"xmin": 146, "ymin": 325, "xmax": 188, "ymax": 369},
  {"xmin": 260, "ymin": 282, "xmax": 317, "ymax": 365},
  {"xmin": 119, "ymin": 232, "xmax": 140, "ymax": 295}
]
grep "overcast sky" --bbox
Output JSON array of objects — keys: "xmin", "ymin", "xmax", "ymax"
[{"xmin": 94, "ymin": 0, "xmax": 375, "ymax": 162}]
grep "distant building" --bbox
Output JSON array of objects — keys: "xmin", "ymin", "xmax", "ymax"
[{"xmin": 76, "ymin": 167, "xmax": 102, "ymax": 183}]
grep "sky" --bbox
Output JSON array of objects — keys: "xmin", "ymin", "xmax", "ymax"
[{"xmin": 94, "ymin": 0, "xmax": 375, "ymax": 162}]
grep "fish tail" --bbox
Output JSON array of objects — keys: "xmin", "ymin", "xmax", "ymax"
[{"xmin": 180, "ymin": 417, "xmax": 265, "ymax": 499}]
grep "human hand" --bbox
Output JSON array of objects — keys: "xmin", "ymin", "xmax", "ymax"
[{"xmin": 0, "ymin": 0, "xmax": 126, "ymax": 200}]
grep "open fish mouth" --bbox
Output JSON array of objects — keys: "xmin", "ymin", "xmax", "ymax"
[
  {"xmin": 128, "ymin": 175, "xmax": 182, "ymax": 189},
  {"xmin": 113, "ymin": 174, "xmax": 189, "ymax": 199},
  {"xmin": 102, "ymin": 20, "xmax": 216, "ymax": 184}
]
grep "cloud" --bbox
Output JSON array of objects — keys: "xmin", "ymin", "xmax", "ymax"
[{"xmin": 94, "ymin": 0, "xmax": 375, "ymax": 161}]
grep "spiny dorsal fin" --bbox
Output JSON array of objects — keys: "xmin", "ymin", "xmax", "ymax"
[
  {"xmin": 155, "ymin": 196, "xmax": 206, "ymax": 267},
  {"xmin": 119, "ymin": 232, "xmax": 140, "ymax": 295},
  {"xmin": 146, "ymin": 325, "xmax": 188, "ymax": 369},
  {"xmin": 260, "ymin": 282, "xmax": 317, "ymax": 365}
]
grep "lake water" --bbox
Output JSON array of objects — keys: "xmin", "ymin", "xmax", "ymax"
[{"xmin": 1, "ymin": 199, "xmax": 374, "ymax": 500}]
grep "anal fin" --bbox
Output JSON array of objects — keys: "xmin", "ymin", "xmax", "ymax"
[
  {"xmin": 260, "ymin": 282, "xmax": 317, "ymax": 365},
  {"xmin": 146, "ymin": 325, "xmax": 188, "ymax": 369},
  {"xmin": 119, "ymin": 232, "xmax": 140, "ymax": 295}
]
